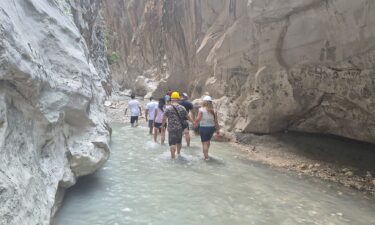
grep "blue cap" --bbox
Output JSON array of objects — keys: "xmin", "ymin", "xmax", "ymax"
[{"xmin": 164, "ymin": 95, "xmax": 171, "ymax": 102}]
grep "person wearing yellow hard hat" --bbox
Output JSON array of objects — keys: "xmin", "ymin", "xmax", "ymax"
[{"xmin": 162, "ymin": 91, "xmax": 194, "ymax": 159}]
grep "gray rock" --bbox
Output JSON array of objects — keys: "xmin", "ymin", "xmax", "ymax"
[
  {"xmin": 345, "ymin": 171, "xmax": 354, "ymax": 177},
  {"xmin": 0, "ymin": 0, "xmax": 110, "ymax": 224},
  {"xmin": 342, "ymin": 168, "xmax": 350, "ymax": 173},
  {"xmin": 299, "ymin": 164, "xmax": 308, "ymax": 170},
  {"xmin": 366, "ymin": 171, "xmax": 372, "ymax": 180}
]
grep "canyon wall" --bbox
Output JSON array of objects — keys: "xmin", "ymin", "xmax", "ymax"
[
  {"xmin": 0, "ymin": 0, "xmax": 110, "ymax": 224},
  {"xmin": 103, "ymin": 0, "xmax": 166, "ymax": 94},
  {"xmin": 104, "ymin": 0, "xmax": 375, "ymax": 144}
]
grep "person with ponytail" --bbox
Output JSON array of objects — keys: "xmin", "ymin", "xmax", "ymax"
[{"xmin": 194, "ymin": 96, "xmax": 219, "ymax": 160}]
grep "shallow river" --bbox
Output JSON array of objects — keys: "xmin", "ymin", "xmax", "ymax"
[{"xmin": 56, "ymin": 124, "xmax": 375, "ymax": 225}]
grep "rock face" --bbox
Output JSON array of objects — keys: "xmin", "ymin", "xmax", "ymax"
[
  {"xmin": 0, "ymin": 0, "xmax": 110, "ymax": 224},
  {"xmin": 102, "ymin": 0, "xmax": 167, "ymax": 91},
  {"xmin": 104, "ymin": 0, "xmax": 375, "ymax": 144}
]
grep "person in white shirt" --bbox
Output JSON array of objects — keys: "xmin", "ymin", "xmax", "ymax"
[
  {"xmin": 145, "ymin": 97, "xmax": 158, "ymax": 134},
  {"xmin": 194, "ymin": 96, "xmax": 219, "ymax": 160},
  {"xmin": 125, "ymin": 93, "xmax": 142, "ymax": 127}
]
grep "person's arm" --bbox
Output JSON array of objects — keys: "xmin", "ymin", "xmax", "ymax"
[
  {"xmin": 138, "ymin": 104, "xmax": 142, "ymax": 117},
  {"xmin": 194, "ymin": 111, "xmax": 202, "ymax": 128},
  {"xmin": 186, "ymin": 114, "xmax": 194, "ymax": 123},
  {"xmin": 145, "ymin": 109, "xmax": 149, "ymax": 121},
  {"xmin": 182, "ymin": 108, "xmax": 193, "ymax": 123},
  {"xmin": 162, "ymin": 112, "xmax": 167, "ymax": 127},
  {"xmin": 188, "ymin": 110, "xmax": 194, "ymax": 121},
  {"xmin": 153, "ymin": 109, "xmax": 158, "ymax": 124},
  {"xmin": 124, "ymin": 108, "xmax": 128, "ymax": 116},
  {"xmin": 188, "ymin": 104, "xmax": 194, "ymax": 119}
]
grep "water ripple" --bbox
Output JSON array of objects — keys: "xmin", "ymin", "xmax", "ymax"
[{"xmin": 56, "ymin": 124, "xmax": 375, "ymax": 225}]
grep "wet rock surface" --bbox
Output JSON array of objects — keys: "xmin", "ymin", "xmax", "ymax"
[{"xmin": 0, "ymin": 1, "xmax": 110, "ymax": 224}]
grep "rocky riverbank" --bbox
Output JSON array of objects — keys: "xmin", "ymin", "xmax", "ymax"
[{"xmin": 234, "ymin": 133, "xmax": 375, "ymax": 196}]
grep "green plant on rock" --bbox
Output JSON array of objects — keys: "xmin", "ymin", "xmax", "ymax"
[{"xmin": 107, "ymin": 51, "xmax": 120, "ymax": 65}]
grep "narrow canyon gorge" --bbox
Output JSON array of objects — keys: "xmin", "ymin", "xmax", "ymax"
[
  {"xmin": 1, "ymin": 0, "xmax": 375, "ymax": 225},
  {"xmin": 104, "ymin": 0, "xmax": 375, "ymax": 143}
]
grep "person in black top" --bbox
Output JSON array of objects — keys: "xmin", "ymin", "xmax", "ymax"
[{"xmin": 179, "ymin": 93, "xmax": 194, "ymax": 147}]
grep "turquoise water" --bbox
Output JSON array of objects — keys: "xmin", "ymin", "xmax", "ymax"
[{"xmin": 56, "ymin": 124, "xmax": 375, "ymax": 225}]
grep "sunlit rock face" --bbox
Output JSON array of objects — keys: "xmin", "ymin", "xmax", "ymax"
[
  {"xmin": 105, "ymin": 0, "xmax": 375, "ymax": 144},
  {"xmin": 0, "ymin": 0, "xmax": 110, "ymax": 224}
]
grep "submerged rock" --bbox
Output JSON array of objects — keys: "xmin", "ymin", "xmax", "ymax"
[{"xmin": 0, "ymin": 0, "xmax": 110, "ymax": 224}]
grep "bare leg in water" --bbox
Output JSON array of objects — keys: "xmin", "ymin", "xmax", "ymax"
[
  {"xmin": 177, "ymin": 143, "xmax": 182, "ymax": 155},
  {"xmin": 202, "ymin": 141, "xmax": 210, "ymax": 160},
  {"xmin": 153, "ymin": 127, "xmax": 159, "ymax": 143},
  {"xmin": 170, "ymin": 145, "xmax": 177, "ymax": 159},
  {"xmin": 161, "ymin": 128, "xmax": 165, "ymax": 145},
  {"xmin": 184, "ymin": 129, "xmax": 191, "ymax": 147}
]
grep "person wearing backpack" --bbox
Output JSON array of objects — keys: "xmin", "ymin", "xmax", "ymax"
[
  {"xmin": 194, "ymin": 96, "xmax": 219, "ymax": 160},
  {"xmin": 162, "ymin": 92, "xmax": 193, "ymax": 159}
]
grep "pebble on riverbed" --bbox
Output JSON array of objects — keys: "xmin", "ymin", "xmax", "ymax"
[
  {"xmin": 345, "ymin": 171, "xmax": 354, "ymax": 177},
  {"xmin": 299, "ymin": 164, "xmax": 308, "ymax": 170}
]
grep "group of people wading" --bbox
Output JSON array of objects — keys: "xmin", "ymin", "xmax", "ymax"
[{"xmin": 124, "ymin": 91, "xmax": 220, "ymax": 160}]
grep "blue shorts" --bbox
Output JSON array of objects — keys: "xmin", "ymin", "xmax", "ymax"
[{"xmin": 199, "ymin": 126, "xmax": 216, "ymax": 142}]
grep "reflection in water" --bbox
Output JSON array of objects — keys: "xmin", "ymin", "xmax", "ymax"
[{"xmin": 56, "ymin": 124, "xmax": 375, "ymax": 225}]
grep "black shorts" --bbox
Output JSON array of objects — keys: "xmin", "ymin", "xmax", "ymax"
[
  {"xmin": 130, "ymin": 116, "xmax": 138, "ymax": 124},
  {"xmin": 148, "ymin": 120, "xmax": 154, "ymax": 128},
  {"xmin": 183, "ymin": 123, "xmax": 190, "ymax": 131},
  {"xmin": 154, "ymin": 122, "xmax": 163, "ymax": 128},
  {"xmin": 199, "ymin": 126, "xmax": 216, "ymax": 142},
  {"xmin": 168, "ymin": 129, "xmax": 183, "ymax": 146}
]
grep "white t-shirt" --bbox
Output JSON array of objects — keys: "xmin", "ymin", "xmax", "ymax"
[
  {"xmin": 199, "ymin": 108, "xmax": 215, "ymax": 127},
  {"xmin": 154, "ymin": 107, "xmax": 165, "ymax": 123},
  {"xmin": 128, "ymin": 100, "xmax": 141, "ymax": 116},
  {"xmin": 146, "ymin": 101, "xmax": 158, "ymax": 120}
]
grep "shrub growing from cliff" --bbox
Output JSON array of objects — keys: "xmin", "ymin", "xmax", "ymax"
[{"xmin": 107, "ymin": 51, "xmax": 120, "ymax": 65}]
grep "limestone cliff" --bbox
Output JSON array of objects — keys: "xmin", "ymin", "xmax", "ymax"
[
  {"xmin": 0, "ymin": 0, "xmax": 110, "ymax": 224},
  {"xmin": 104, "ymin": 0, "xmax": 375, "ymax": 144},
  {"xmin": 103, "ymin": 0, "xmax": 166, "ymax": 94}
]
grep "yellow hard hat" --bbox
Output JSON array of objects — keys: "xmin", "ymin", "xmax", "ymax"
[{"xmin": 171, "ymin": 91, "xmax": 180, "ymax": 100}]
